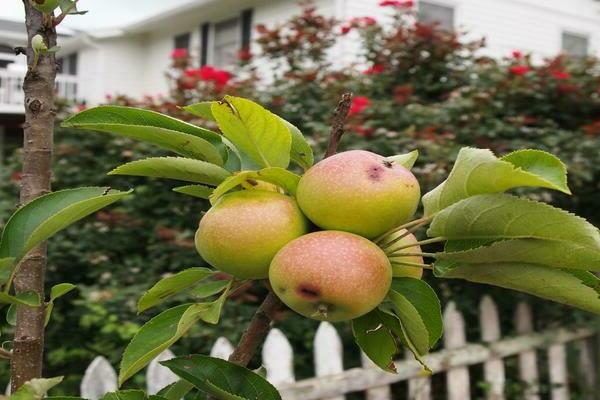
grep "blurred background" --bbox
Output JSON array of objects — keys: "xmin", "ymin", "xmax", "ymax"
[{"xmin": 1, "ymin": 0, "xmax": 600, "ymax": 398}]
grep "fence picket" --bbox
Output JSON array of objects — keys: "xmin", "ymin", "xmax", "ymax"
[
  {"xmin": 443, "ymin": 301, "xmax": 471, "ymax": 400},
  {"xmin": 480, "ymin": 296, "xmax": 505, "ymax": 400},
  {"xmin": 80, "ymin": 356, "xmax": 117, "ymax": 400},
  {"xmin": 576, "ymin": 338, "xmax": 597, "ymax": 400},
  {"xmin": 361, "ymin": 352, "xmax": 392, "ymax": 400},
  {"xmin": 210, "ymin": 336, "xmax": 234, "ymax": 360},
  {"xmin": 515, "ymin": 302, "xmax": 540, "ymax": 400},
  {"xmin": 548, "ymin": 343, "xmax": 569, "ymax": 400},
  {"xmin": 146, "ymin": 349, "xmax": 177, "ymax": 395},
  {"xmin": 263, "ymin": 328, "xmax": 295, "ymax": 386},
  {"xmin": 314, "ymin": 322, "xmax": 345, "ymax": 400}
]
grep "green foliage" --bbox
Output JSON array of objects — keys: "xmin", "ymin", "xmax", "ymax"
[
  {"xmin": 386, "ymin": 150, "xmax": 419, "ymax": 170},
  {"xmin": 161, "ymin": 355, "xmax": 282, "ymax": 400},
  {"xmin": 10, "ymin": 376, "xmax": 63, "ymax": 399}
]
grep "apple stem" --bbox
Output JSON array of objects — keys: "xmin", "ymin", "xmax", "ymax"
[
  {"xmin": 387, "ymin": 236, "xmax": 446, "ymax": 255},
  {"xmin": 373, "ymin": 215, "xmax": 434, "ymax": 244},
  {"xmin": 388, "ymin": 260, "xmax": 434, "ymax": 270},
  {"xmin": 378, "ymin": 218, "xmax": 430, "ymax": 249}
]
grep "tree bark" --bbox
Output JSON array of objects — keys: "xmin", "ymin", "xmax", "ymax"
[{"xmin": 10, "ymin": 2, "xmax": 56, "ymax": 391}]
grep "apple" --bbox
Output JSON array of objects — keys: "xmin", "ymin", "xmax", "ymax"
[
  {"xmin": 195, "ymin": 190, "xmax": 309, "ymax": 279},
  {"xmin": 384, "ymin": 229, "xmax": 424, "ymax": 279},
  {"xmin": 296, "ymin": 150, "xmax": 420, "ymax": 239},
  {"xmin": 269, "ymin": 231, "xmax": 392, "ymax": 322}
]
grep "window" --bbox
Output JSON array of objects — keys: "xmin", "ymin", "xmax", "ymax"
[
  {"xmin": 213, "ymin": 17, "xmax": 240, "ymax": 67},
  {"xmin": 418, "ymin": 1, "xmax": 455, "ymax": 31},
  {"xmin": 0, "ymin": 44, "xmax": 14, "ymax": 69},
  {"xmin": 562, "ymin": 32, "xmax": 588, "ymax": 58},
  {"xmin": 174, "ymin": 32, "xmax": 191, "ymax": 50},
  {"xmin": 57, "ymin": 53, "xmax": 78, "ymax": 75}
]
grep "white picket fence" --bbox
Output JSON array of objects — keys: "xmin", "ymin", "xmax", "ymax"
[{"xmin": 42, "ymin": 296, "xmax": 600, "ymax": 399}]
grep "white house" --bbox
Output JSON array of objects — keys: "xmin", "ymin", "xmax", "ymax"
[{"xmin": 1, "ymin": 0, "xmax": 600, "ymax": 161}]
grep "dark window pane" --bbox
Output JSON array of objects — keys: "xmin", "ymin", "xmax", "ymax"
[
  {"xmin": 419, "ymin": 1, "xmax": 455, "ymax": 31},
  {"xmin": 562, "ymin": 32, "xmax": 588, "ymax": 57},
  {"xmin": 174, "ymin": 32, "xmax": 191, "ymax": 50},
  {"xmin": 67, "ymin": 53, "xmax": 78, "ymax": 75}
]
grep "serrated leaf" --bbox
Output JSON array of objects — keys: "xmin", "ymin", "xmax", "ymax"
[
  {"xmin": 0, "ymin": 188, "xmax": 131, "ymax": 280},
  {"xmin": 120, "ymin": 289, "xmax": 229, "ymax": 385},
  {"xmin": 63, "ymin": 106, "xmax": 222, "ymax": 146},
  {"xmin": 0, "ymin": 291, "xmax": 39, "ymax": 307},
  {"xmin": 435, "ymin": 260, "xmax": 600, "ymax": 314},
  {"xmin": 390, "ymin": 278, "xmax": 442, "ymax": 348},
  {"xmin": 190, "ymin": 280, "xmax": 231, "ymax": 299},
  {"xmin": 437, "ymin": 238, "xmax": 600, "ymax": 271},
  {"xmin": 386, "ymin": 150, "xmax": 419, "ymax": 170},
  {"xmin": 173, "ymin": 185, "xmax": 213, "ymax": 199},
  {"xmin": 212, "ymin": 96, "xmax": 291, "ymax": 169},
  {"xmin": 100, "ymin": 390, "xmax": 146, "ymax": 400},
  {"xmin": 386, "ymin": 291, "xmax": 429, "ymax": 356},
  {"xmin": 161, "ymin": 355, "xmax": 282, "ymax": 400},
  {"xmin": 45, "ymin": 283, "xmax": 77, "ymax": 326},
  {"xmin": 280, "ymin": 118, "xmax": 314, "ymax": 171},
  {"xmin": 157, "ymin": 380, "xmax": 194, "ymax": 400},
  {"xmin": 352, "ymin": 309, "xmax": 398, "ymax": 373},
  {"xmin": 109, "ymin": 157, "xmax": 231, "ymax": 185},
  {"xmin": 422, "ymin": 147, "xmax": 571, "ymax": 215},
  {"xmin": 10, "ymin": 376, "xmax": 63, "ymax": 400},
  {"xmin": 183, "ymin": 102, "xmax": 215, "ymax": 121},
  {"xmin": 209, "ymin": 168, "xmax": 300, "ymax": 205},
  {"xmin": 138, "ymin": 268, "xmax": 215, "ymax": 313},
  {"xmin": 427, "ymin": 194, "xmax": 600, "ymax": 255}
]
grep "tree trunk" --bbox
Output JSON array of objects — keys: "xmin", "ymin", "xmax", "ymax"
[{"xmin": 10, "ymin": 1, "xmax": 56, "ymax": 391}]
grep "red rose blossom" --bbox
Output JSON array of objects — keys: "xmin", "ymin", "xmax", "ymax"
[
  {"xmin": 348, "ymin": 96, "xmax": 371, "ymax": 116},
  {"xmin": 171, "ymin": 48, "xmax": 188, "ymax": 59},
  {"xmin": 508, "ymin": 65, "xmax": 531, "ymax": 75},
  {"xmin": 379, "ymin": 0, "xmax": 413, "ymax": 7},
  {"xmin": 511, "ymin": 50, "xmax": 523, "ymax": 59},
  {"xmin": 363, "ymin": 64, "xmax": 385, "ymax": 75},
  {"xmin": 550, "ymin": 70, "xmax": 571, "ymax": 80},
  {"xmin": 341, "ymin": 24, "xmax": 351, "ymax": 35}
]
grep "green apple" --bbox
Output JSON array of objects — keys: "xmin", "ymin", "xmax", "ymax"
[
  {"xmin": 269, "ymin": 231, "xmax": 392, "ymax": 322},
  {"xmin": 296, "ymin": 150, "xmax": 420, "ymax": 239},
  {"xmin": 195, "ymin": 190, "xmax": 309, "ymax": 279}
]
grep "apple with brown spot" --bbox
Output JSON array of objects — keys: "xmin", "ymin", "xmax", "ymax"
[
  {"xmin": 195, "ymin": 190, "xmax": 309, "ymax": 279},
  {"xmin": 269, "ymin": 231, "xmax": 392, "ymax": 322},
  {"xmin": 296, "ymin": 150, "xmax": 421, "ymax": 239}
]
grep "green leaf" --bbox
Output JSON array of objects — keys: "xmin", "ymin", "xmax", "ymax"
[
  {"xmin": 437, "ymin": 238, "xmax": 600, "ymax": 271},
  {"xmin": 435, "ymin": 260, "xmax": 600, "ymax": 314},
  {"xmin": 183, "ymin": 102, "xmax": 216, "ymax": 121},
  {"xmin": 427, "ymin": 194, "xmax": 600, "ymax": 260},
  {"xmin": 211, "ymin": 96, "xmax": 292, "ymax": 169},
  {"xmin": 0, "ymin": 258, "xmax": 15, "ymax": 282},
  {"xmin": 161, "ymin": 355, "xmax": 282, "ymax": 400},
  {"xmin": 209, "ymin": 167, "xmax": 300, "ymax": 205},
  {"xmin": 190, "ymin": 280, "xmax": 232, "ymax": 299},
  {"xmin": 0, "ymin": 291, "xmax": 40, "ymax": 307},
  {"xmin": 0, "ymin": 188, "xmax": 131, "ymax": 275},
  {"xmin": 119, "ymin": 289, "xmax": 229, "ymax": 385},
  {"xmin": 386, "ymin": 150, "xmax": 419, "ymax": 170},
  {"xmin": 100, "ymin": 390, "xmax": 147, "ymax": 400},
  {"xmin": 10, "ymin": 376, "xmax": 63, "ymax": 400},
  {"xmin": 422, "ymin": 147, "xmax": 571, "ymax": 215},
  {"xmin": 45, "ymin": 283, "xmax": 77, "ymax": 326},
  {"xmin": 173, "ymin": 185, "xmax": 214, "ymax": 199},
  {"xmin": 157, "ymin": 380, "xmax": 195, "ymax": 400},
  {"xmin": 109, "ymin": 157, "xmax": 231, "ymax": 185},
  {"xmin": 59, "ymin": 0, "xmax": 87, "ymax": 14},
  {"xmin": 390, "ymin": 278, "xmax": 443, "ymax": 348},
  {"xmin": 63, "ymin": 106, "xmax": 222, "ymax": 146},
  {"xmin": 352, "ymin": 309, "xmax": 399, "ymax": 373},
  {"xmin": 6, "ymin": 304, "xmax": 16, "ymax": 325},
  {"xmin": 280, "ymin": 118, "xmax": 314, "ymax": 171},
  {"xmin": 137, "ymin": 268, "xmax": 216, "ymax": 313}
]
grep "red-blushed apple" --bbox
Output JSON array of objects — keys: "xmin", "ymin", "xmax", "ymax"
[
  {"xmin": 383, "ymin": 229, "xmax": 424, "ymax": 278},
  {"xmin": 269, "ymin": 231, "xmax": 392, "ymax": 322},
  {"xmin": 296, "ymin": 150, "xmax": 420, "ymax": 239},
  {"xmin": 195, "ymin": 190, "xmax": 309, "ymax": 279}
]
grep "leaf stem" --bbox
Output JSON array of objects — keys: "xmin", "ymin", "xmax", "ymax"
[
  {"xmin": 388, "ymin": 260, "xmax": 434, "ymax": 270},
  {"xmin": 387, "ymin": 236, "xmax": 446, "ymax": 256},
  {"xmin": 390, "ymin": 252, "xmax": 436, "ymax": 258},
  {"xmin": 374, "ymin": 215, "xmax": 434, "ymax": 245}
]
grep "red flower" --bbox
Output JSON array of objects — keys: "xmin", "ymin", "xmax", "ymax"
[
  {"xmin": 238, "ymin": 47, "xmax": 252, "ymax": 61},
  {"xmin": 341, "ymin": 24, "xmax": 352, "ymax": 35},
  {"xmin": 511, "ymin": 50, "xmax": 523, "ymax": 59},
  {"xmin": 184, "ymin": 68, "xmax": 200, "ymax": 78},
  {"xmin": 198, "ymin": 65, "xmax": 216, "ymax": 80},
  {"xmin": 212, "ymin": 69, "xmax": 232, "ymax": 86},
  {"xmin": 379, "ymin": 0, "xmax": 413, "ymax": 7},
  {"xmin": 355, "ymin": 126, "xmax": 375, "ymax": 137},
  {"xmin": 363, "ymin": 64, "xmax": 385, "ymax": 75},
  {"xmin": 171, "ymin": 48, "xmax": 188, "ymax": 59},
  {"xmin": 348, "ymin": 96, "xmax": 371, "ymax": 116},
  {"xmin": 508, "ymin": 65, "xmax": 531, "ymax": 75},
  {"xmin": 550, "ymin": 70, "xmax": 571, "ymax": 80},
  {"xmin": 361, "ymin": 16, "xmax": 377, "ymax": 25}
]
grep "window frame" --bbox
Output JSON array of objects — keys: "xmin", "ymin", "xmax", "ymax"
[
  {"xmin": 417, "ymin": 0, "xmax": 457, "ymax": 31},
  {"xmin": 561, "ymin": 30, "xmax": 589, "ymax": 58},
  {"xmin": 209, "ymin": 16, "xmax": 242, "ymax": 67}
]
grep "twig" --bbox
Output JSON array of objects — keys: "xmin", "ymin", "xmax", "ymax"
[
  {"xmin": 224, "ymin": 93, "xmax": 354, "ymax": 373},
  {"xmin": 324, "ymin": 92, "xmax": 353, "ymax": 158},
  {"xmin": 0, "ymin": 348, "xmax": 12, "ymax": 360},
  {"xmin": 52, "ymin": 0, "xmax": 78, "ymax": 27}
]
